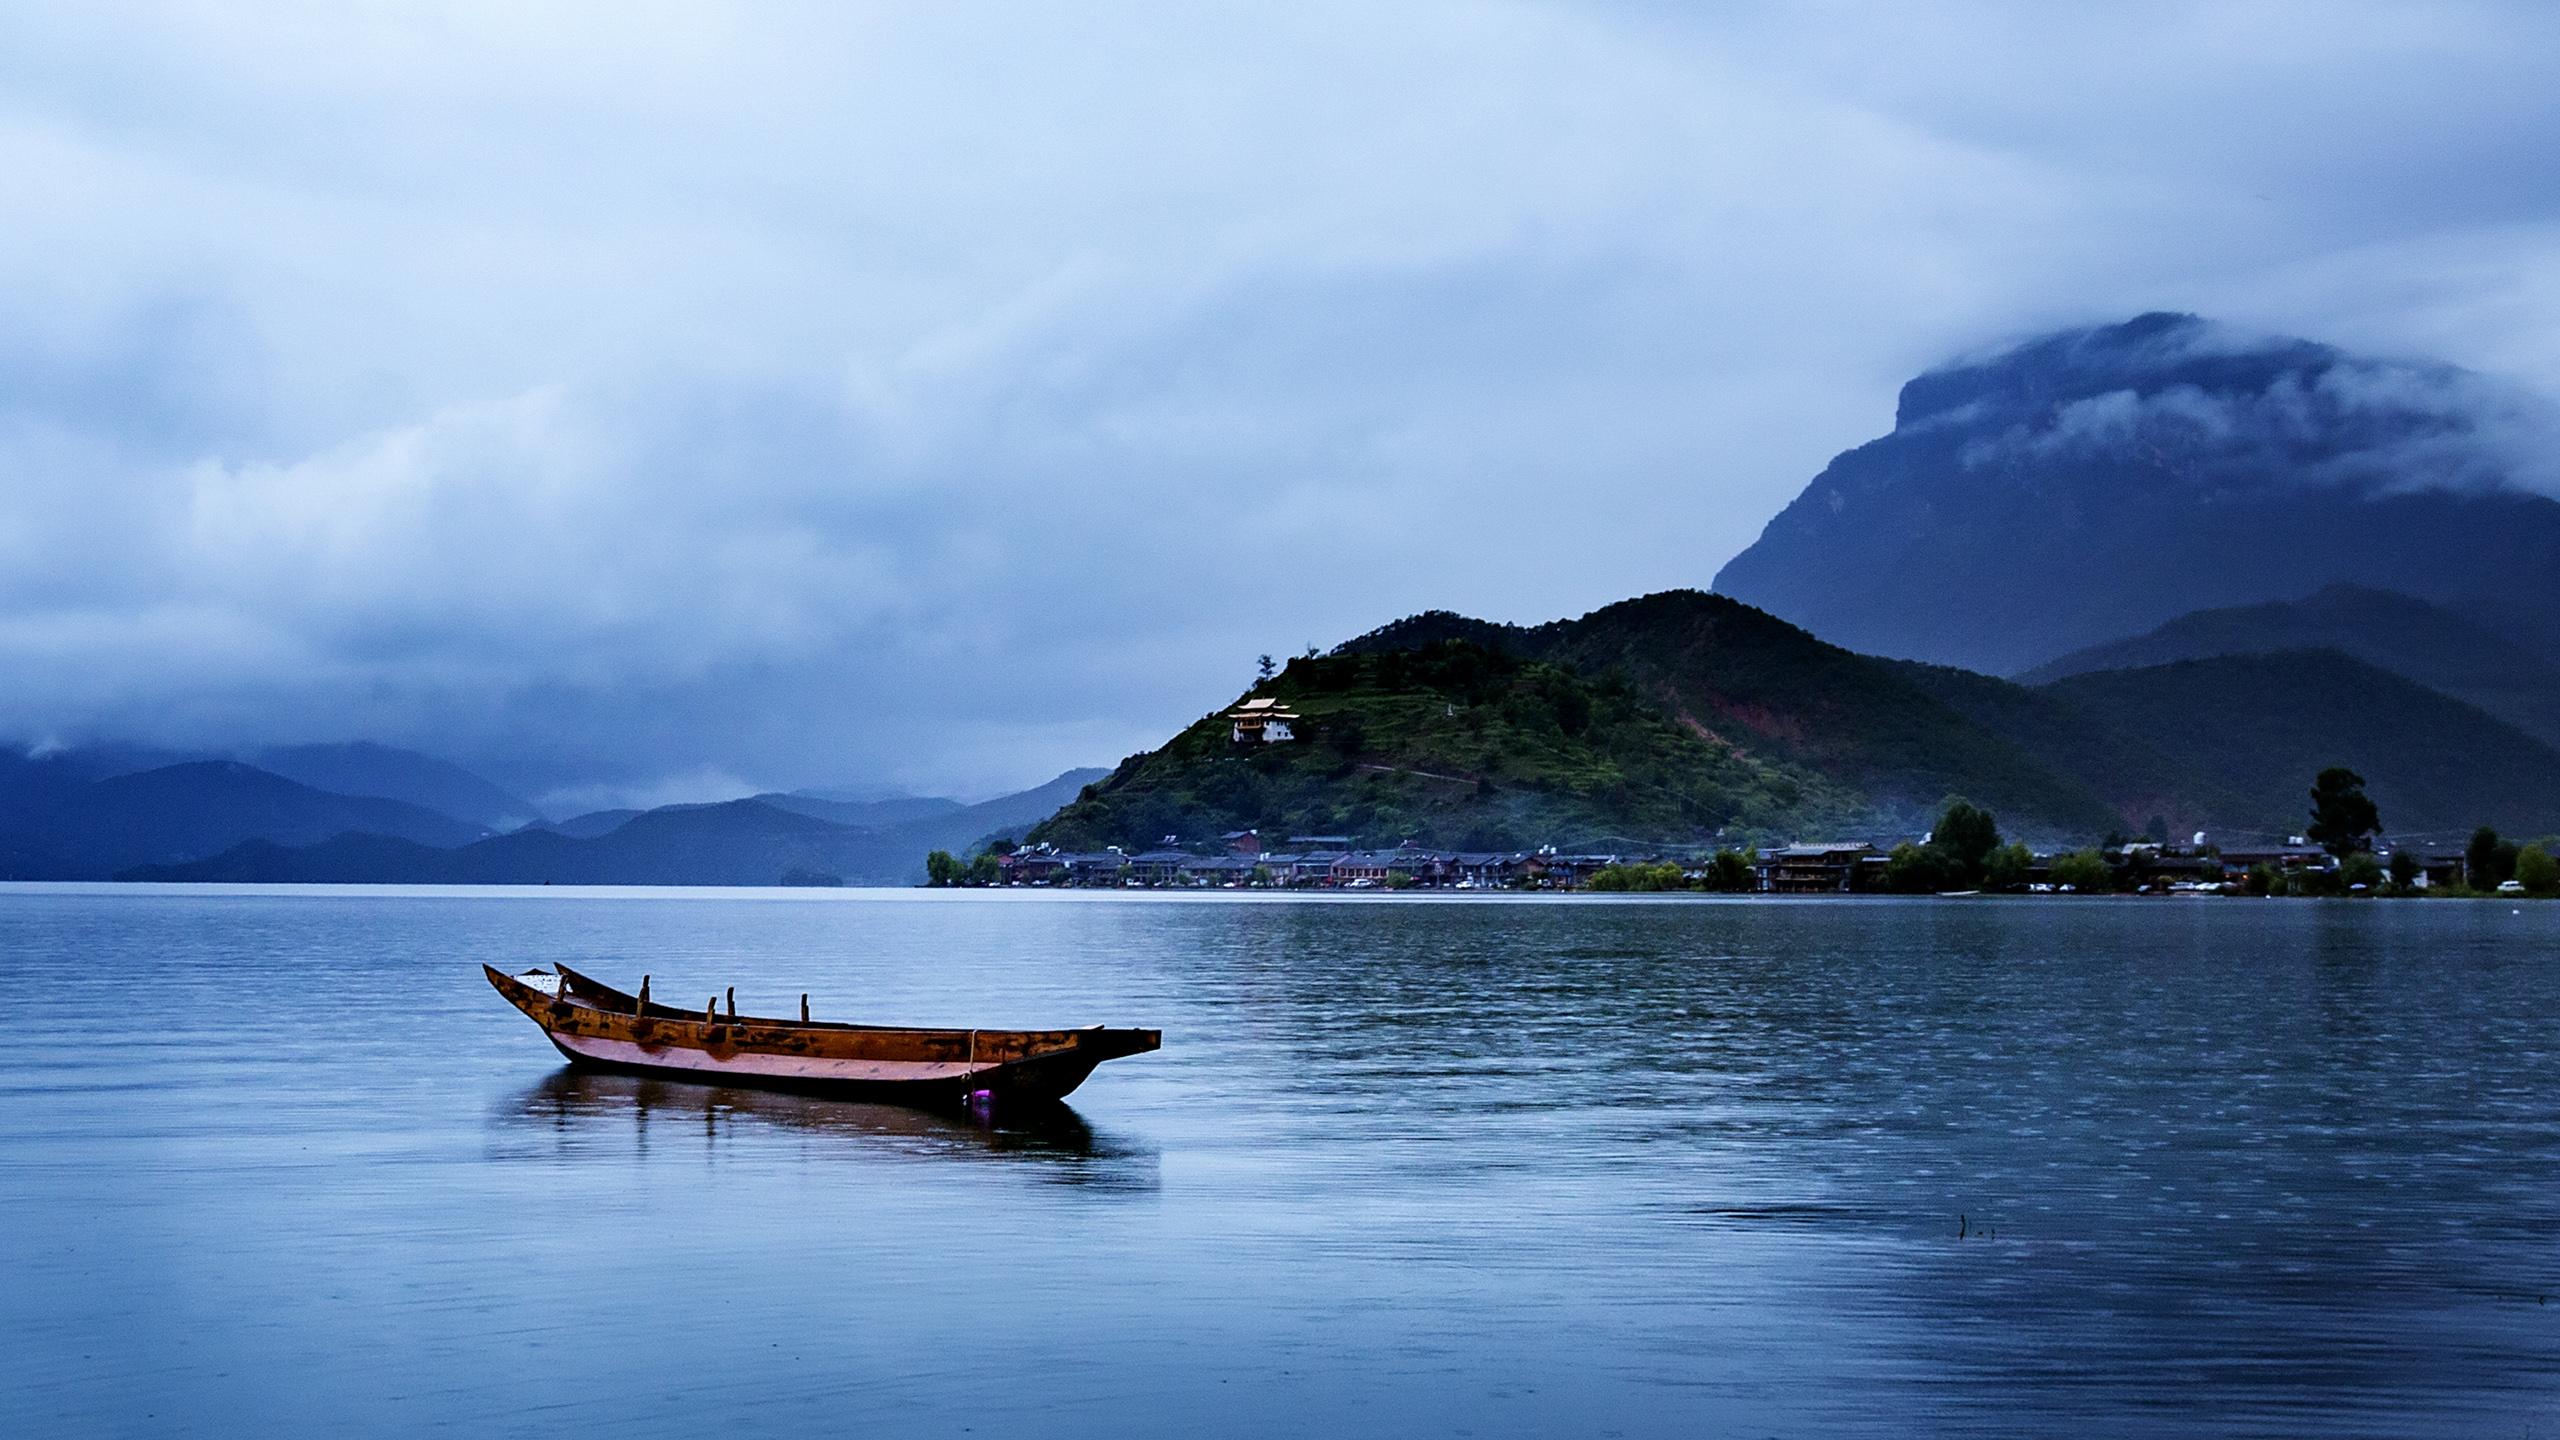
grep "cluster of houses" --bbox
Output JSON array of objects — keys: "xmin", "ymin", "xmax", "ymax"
[
  {"xmin": 1756, "ymin": 840, "xmax": 2465, "ymax": 893},
  {"xmin": 997, "ymin": 834, "xmax": 1574, "ymax": 890},
  {"xmin": 992, "ymin": 832, "xmax": 2471, "ymax": 892}
]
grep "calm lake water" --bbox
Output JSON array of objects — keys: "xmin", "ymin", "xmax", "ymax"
[{"xmin": 3, "ymin": 886, "xmax": 2556, "ymax": 1437}]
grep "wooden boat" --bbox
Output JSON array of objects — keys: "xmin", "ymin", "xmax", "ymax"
[{"xmin": 484, "ymin": 963, "xmax": 1159, "ymax": 1106}]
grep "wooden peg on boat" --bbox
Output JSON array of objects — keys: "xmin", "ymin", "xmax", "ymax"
[
  {"xmin": 725, "ymin": 986, "xmax": 736, "ymax": 1019},
  {"xmin": 800, "ymin": 993, "xmax": 810, "ymax": 1023},
  {"xmin": 706, "ymin": 997, "xmax": 718, "ymax": 1023},
  {"xmin": 637, "ymin": 975, "xmax": 651, "ymax": 1013}
]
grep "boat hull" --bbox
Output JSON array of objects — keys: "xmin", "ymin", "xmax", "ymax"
[
  {"xmin": 485, "ymin": 964, "xmax": 1154, "ymax": 1107},
  {"xmin": 539, "ymin": 1028, "xmax": 1117, "ymax": 1104}
]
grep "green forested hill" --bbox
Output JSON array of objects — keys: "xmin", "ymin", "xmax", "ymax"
[
  {"xmin": 1027, "ymin": 640, "xmax": 1876, "ymax": 850},
  {"xmin": 1026, "ymin": 596, "xmax": 2560, "ymax": 856},
  {"xmin": 1340, "ymin": 590, "xmax": 2125, "ymax": 839}
]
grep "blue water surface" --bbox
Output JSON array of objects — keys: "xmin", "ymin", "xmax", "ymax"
[{"xmin": 2, "ymin": 886, "xmax": 2556, "ymax": 1437}]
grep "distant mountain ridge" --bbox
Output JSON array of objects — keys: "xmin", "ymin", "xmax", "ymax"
[
  {"xmin": 2036, "ymin": 650, "xmax": 2560, "ymax": 840},
  {"xmin": 2021, "ymin": 585, "xmax": 2560, "ymax": 750},
  {"xmin": 755, "ymin": 792, "xmax": 966, "ymax": 829},
  {"xmin": 126, "ymin": 769, "xmax": 1109, "ymax": 886},
  {"xmin": 0, "ymin": 756, "xmax": 485, "ymax": 879},
  {"xmin": 1714, "ymin": 312, "xmax": 2560, "ymax": 674},
  {"xmin": 246, "ymin": 742, "xmax": 542, "ymax": 831},
  {"xmin": 2, "ymin": 726, "xmax": 1103, "ymax": 886},
  {"xmin": 136, "ymin": 799, "xmax": 881, "ymax": 887}
]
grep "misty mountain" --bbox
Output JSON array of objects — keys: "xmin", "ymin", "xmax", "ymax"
[
  {"xmin": 127, "ymin": 801, "xmax": 849, "ymax": 886},
  {"xmin": 2035, "ymin": 651, "xmax": 2560, "ymax": 840},
  {"xmin": 1713, "ymin": 313, "xmax": 2560, "ymax": 674},
  {"xmin": 246, "ymin": 742, "xmax": 541, "ymax": 831},
  {"xmin": 785, "ymin": 781, "xmax": 940, "ymax": 805},
  {"xmin": 1, "ymin": 758, "xmax": 486, "ymax": 879},
  {"xmin": 756, "ymin": 792, "xmax": 966, "ymax": 828},
  {"xmin": 126, "ymin": 769, "xmax": 1111, "ymax": 886},
  {"xmin": 2019, "ymin": 585, "xmax": 2560, "ymax": 749},
  {"xmin": 9, "ymin": 742, "xmax": 211, "ymax": 782},
  {"xmin": 947, "ymin": 768, "xmax": 1111, "ymax": 843},
  {"xmin": 541, "ymin": 809, "xmax": 644, "ymax": 839}
]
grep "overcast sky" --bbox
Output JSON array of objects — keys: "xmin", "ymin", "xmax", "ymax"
[{"xmin": 8, "ymin": 1, "xmax": 2560, "ymax": 808}]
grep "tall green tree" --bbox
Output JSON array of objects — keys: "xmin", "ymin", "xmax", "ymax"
[
  {"xmin": 2386, "ymin": 849, "xmax": 2420, "ymax": 889},
  {"xmin": 2467, "ymin": 826, "xmax": 2520, "ymax": 889},
  {"xmin": 2049, "ymin": 849, "xmax": 2111, "ymax": 891},
  {"xmin": 923, "ymin": 850, "xmax": 963, "ymax": 887},
  {"xmin": 1703, "ymin": 847, "xmax": 1757, "ymax": 892},
  {"xmin": 2518, "ymin": 844, "xmax": 2560, "ymax": 897},
  {"xmin": 1984, "ymin": 841, "xmax": 2033, "ymax": 891},
  {"xmin": 1932, "ymin": 798, "xmax": 2001, "ymax": 881},
  {"xmin": 2306, "ymin": 767, "xmax": 2381, "ymax": 858},
  {"xmin": 1882, "ymin": 841, "xmax": 1962, "ymax": 893}
]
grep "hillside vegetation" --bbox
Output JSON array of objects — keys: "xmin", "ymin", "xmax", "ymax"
[
  {"xmin": 1026, "ymin": 593, "xmax": 2560, "ymax": 854},
  {"xmin": 2039, "ymin": 650, "xmax": 2560, "ymax": 838},
  {"xmin": 1885, "ymin": 658, "xmax": 2258, "ymax": 838},
  {"xmin": 1338, "ymin": 591, "xmax": 2124, "ymax": 839},
  {"xmin": 1029, "ymin": 639, "xmax": 1874, "ymax": 851},
  {"xmin": 2022, "ymin": 585, "xmax": 2560, "ymax": 750}
]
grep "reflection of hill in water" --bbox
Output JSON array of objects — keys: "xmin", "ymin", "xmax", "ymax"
[{"xmin": 497, "ymin": 1069, "xmax": 1159, "ymax": 1190}]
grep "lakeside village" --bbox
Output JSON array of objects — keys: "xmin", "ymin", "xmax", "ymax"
[
  {"xmin": 933, "ymin": 732, "xmax": 2560, "ymax": 897},
  {"xmin": 949, "ymin": 829, "xmax": 2554, "ymax": 897}
]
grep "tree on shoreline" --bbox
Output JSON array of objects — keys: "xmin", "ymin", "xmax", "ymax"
[
  {"xmin": 2049, "ymin": 849, "xmax": 2111, "ymax": 891},
  {"xmin": 2387, "ymin": 849, "xmax": 2420, "ymax": 889},
  {"xmin": 1702, "ymin": 847, "xmax": 1758, "ymax": 892},
  {"xmin": 2468, "ymin": 826, "xmax": 2520, "ymax": 890},
  {"xmin": 2519, "ymin": 844, "xmax": 2560, "ymax": 897},
  {"xmin": 2306, "ymin": 768, "xmax": 2381, "ymax": 858},
  {"xmin": 1885, "ymin": 798, "xmax": 2015, "ymax": 892}
]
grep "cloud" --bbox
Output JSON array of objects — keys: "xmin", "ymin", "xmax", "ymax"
[
  {"xmin": 1945, "ymin": 315, "xmax": 2560, "ymax": 497},
  {"xmin": 6, "ymin": 2, "xmax": 2560, "ymax": 798}
]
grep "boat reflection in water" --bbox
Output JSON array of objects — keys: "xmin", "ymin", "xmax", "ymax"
[{"xmin": 496, "ymin": 1067, "xmax": 1161, "ymax": 1191}]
